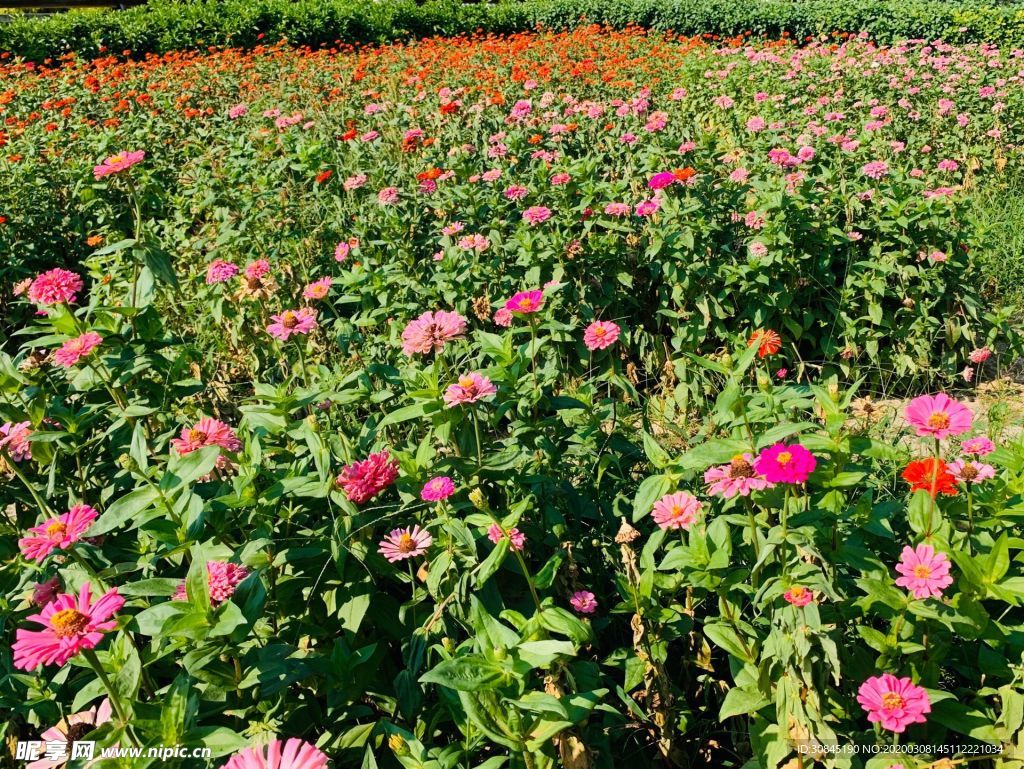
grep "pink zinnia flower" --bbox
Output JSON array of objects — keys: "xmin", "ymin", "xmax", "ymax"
[
  {"xmin": 0, "ymin": 420, "xmax": 32, "ymax": 461},
  {"xmin": 783, "ymin": 586, "xmax": 814, "ymax": 607},
  {"xmin": 648, "ymin": 172, "xmax": 676, "ymax": 189},
  {"xmin": 961, "ymin": 436, "xmax": 995, "ymax": 456},
  {"xmin": 861, "ymin": 160, "xmax": 889, "ymax": 179},
  {"xmin": 754, "ymin": 443, "xmax": 817, "ymax": 484},
  {"xmin": 19, "ymin": 504, "xmax": 99, "ymax": 563},
  {"xmin": 505, "ymin": 290, "xmax": 544, "ymax": 314},
  {"xmin": 651, "ymin": 491, "xmax": 701, "ymax": 530},
  {"xmin": 583, "ymin": 320, "xmax": 620, "ymax": 351},
  {"xmin": 378, "ymin": 526, "xmax": 433, "ymax": 562},
  {"xmin": 494, "ymin": 308, "xmax": 513, "ymax": 327},
  {"xmin": 206, "ymin": 260, "xmax": 239, "ymax": 284},
  {"xmin": 522, "ymin": 206, "xmax": 552, "ymax": 225},
  {"xmin": 13, "ymin": 584, "xmax": 124, "ymax": 669},
  {"xmin": 443, "ymin": 373, "xmax": 497, "ymax": 407},
  {"xmin": 244, "ymin": 259, "xmax": 270, "ymax": 280},
  {"xmin": 569, "ymin": 591, "xmax": 598, "ymax": 614},
  {"xmin": 28, "ymin": 699, "xmax": 112, "ymax": 769},
  {"xmin": 52, "ymin": 332, "xmax": 102, "ymax": 368},
  {"xmin": 28, "ymin": 268, "xmax": 83, "ymax": 306},
  {"xmin": 857, "ymin": 674, "xmax": 931, "ymax": 733},
  {"xmin": 904, "ymin": 393, "xmax": 973, "ymax": 439},
  {"xmin": 487, "ymin": 523, "xmax": 525, "ymax": 551},
  {"xmin": 223, "ymin": 739, "xmax": 329, "ymax": 769},
  {"xmin": 704, "ymin": 454, "xmax": 772, "ymax": 498},
  {"xmin": 228, "ymin": 104, "xmax": 248, "ymax": 119},
  {"xmin": 377, "ymin": 187, "xmax": 400, "ymax": 205},
  {"xmin": 336, "ymin": 451, "xmax": 399, "ymax": 504},
  {"xmin": 173, "ymin": 561, "xmax": 249, "ymax": 605},
  {"xmin": 267, "ymin": 308, "xmax": 318, "ymax": 341},
  {"xmin": 947, "ymin": 459, "xmax": 996, "ymax": 485},
  {"xmin": 401, "ymin": 310, "xmax": 467, "ymax": 355},
  {"xmin": 93, "ymin": 150, "xmax": 145, "ymax": 180},
  {"xmin": 170, "ymin": 416, "xmax": 242, "ymax": 459},
  {"xmin": 302, "ymin": 277, "xmax": 333, "ymax": 301},
  {"xmin": 969, "ymin": 347, "xmax": 992, "ymax": 364},
  {"xmin": 421, "ymin": 476, "xmax": 456, "ymax": 501},
  {"xmin": 895, "ymin": 544, "xmax": 953, "ymax": 599}
]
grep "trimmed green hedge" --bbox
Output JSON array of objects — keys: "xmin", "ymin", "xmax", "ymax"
[{"xmin": 3, "ymin": 0, "xmax": 1024, "ymax": 62}]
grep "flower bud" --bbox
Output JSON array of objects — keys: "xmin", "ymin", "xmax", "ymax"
[
  {"xmin": 388, "ymin": 734, "xmax": 410, "ymax": 757},
  {"xmin": 468, "ymin": 488, "xmax": 488, "ymax": 511}
]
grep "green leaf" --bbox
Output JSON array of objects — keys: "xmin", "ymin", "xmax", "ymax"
[
  {"xmin": 719, "ymin": 684, "xmax": 769, "ymax": 720},
  {"xmin": 90, "ymin": 487, "xmax": 161, "ymax": 535},
  {"xmin": 420, "ymin": 656, "xmax": 509, "ymax": 692}
]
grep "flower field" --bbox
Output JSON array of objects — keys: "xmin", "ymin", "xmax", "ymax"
[{"xmin": 2, "ymin": 25, "xmax": 1024, "ymax": 769}]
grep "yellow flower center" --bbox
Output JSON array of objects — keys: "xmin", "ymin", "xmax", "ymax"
[
  {"xmin": 45, "ymin": 522, "xmax": 67, "ymax": 539},
  {"xmin": 108, "ymin": 154, "xmax": 126, "ymax": 165},
  {"xmin": 281, "ymin": 311, "xmax": 298, "ymax": 329},
  {"xmin": 789, "ymin": 586, "xmax": 805, "ymax": 598},
  {"xmin": 396, "ymin": 533, "xmax": 417, "ymax": 553},
  {"xmin": 927, "ymin": 412, "xmax": 950, "ymax": 430},
  {"xmin": 188, "ymin": 429, "xmax": 208, "ymax": 443},
  {"xmin": 593, "ymin": 326, "xmax": 606, "ymax": 336},
  {"xmin": 459, "ymin": 376, "xmax": 475, "ymax": 388},
  {"xmin": 776, "ymin": 451, "xmax": 792, "ymax": 465},
  {"xmin": 913, "ymin": 564, "xmax": 932, "ymax": 579},
  {"xmin": 518, "ymin": 298, "xmax": 533, "ymax": 309},
  {"xmin": 881, "ymin": 692, "xmax": 905, "ymax": 711},
  {"xmin": 50, "ymin": 608, "xmax": 89, "ymax": 638}
]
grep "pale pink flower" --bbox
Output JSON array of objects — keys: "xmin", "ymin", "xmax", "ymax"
[
  {"xmin": 583, "ymin": 321, "xmax": 620, "ymax": 351},
  {"xmin": 494, "ymin": 308, "xmax": 513, "ymax": 327},
  {"xmin": 223, "ymin": 739, "xmax": 329, "ymax": 769},
  {"xmin": 170, "ymin": 416, "xmax": 242, "ymax": 472},
  {"xmin": 969, "ymin": 347, "xmax": 992, "ymax": 364},
  {"xmin": 895, "ymin": 544, "xmax": 953, "ymax": 599},
  {"xmin": 443, "ymin": 373, "xmax": 497, "ymax": 407},
  {"xmin": 378, "ymin": 187, "xmax": 400, "ymax": 205},
  {"xmin": 961, "ymin": 436, "xmax": 995, "ymax": 455},
  {"xmin": 487, "ymin": 523, "xmax": 525, "ymax": 551},
  {"xmin": 861, "ymin": 160, "xmax": 889, "ymax": 179},
  {"xmin": 0, "ymin": 420, "xmax": 32, "ymax": 462},
  {"xmin": 52, "ymin": 332, "xmax": 102, "ymax": 368},
  {"xmin": 228, "ymin": 104, "xmax": 248, "ymax": 119},
  {"xmin": 704, "ymin": 454, "xmax": 772, "ymax": 498},
  {"xmin": 401, "ymin": 310, "xmax": 467, "ymax": 355},
  {"xmin": 651, "ymin": 492, "xmax": 701, "ymax": 530},
  {"xmin": 267, "ymin": 308, "xmax": 318, "ymax": 340},
  {"xmin": 378, "ymin": 526, "xmax": 433, "ymax": 562},
  {"xmin": 522, "ymin": 206, "xmax": 552, "ymax": 225},
  {"xmin": 302, "ymin": 277, "xmax": 333, "ymax": 301},
  {"xmin": 947, "ymin": 459, "xmax": 996, "ymax": 484},
  {"xmin": 13, "ymin": 584, "xmax": 124, "ymax": 669},
  {"xmin": 27, "ymin": 700, "xmax": 112, "ymax": 769}
]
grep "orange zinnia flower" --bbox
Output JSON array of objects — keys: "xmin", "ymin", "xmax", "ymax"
[
  {"xmin": 748, "ymin": 329, "xmax": 782, "ymax": 358},
  {"xmin": 902, "ymin": 458, "xmax": 959, "ymax": 497}
]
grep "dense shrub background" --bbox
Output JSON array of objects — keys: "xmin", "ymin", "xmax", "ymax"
[{"xmin": 7, "ymin": 0, "xmax": 1024, "ymax": 63}]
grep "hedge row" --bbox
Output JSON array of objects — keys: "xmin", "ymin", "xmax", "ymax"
[{"xmin": 3, "ymin": 0, "xmax": 1024, "ymax": 62}]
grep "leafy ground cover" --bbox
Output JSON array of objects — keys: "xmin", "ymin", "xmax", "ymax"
[{"xmin": 1, "ymin": 26, "xmax": 1024, "ymax": 769}]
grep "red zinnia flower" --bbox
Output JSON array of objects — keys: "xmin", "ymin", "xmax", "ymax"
[
  {"xmin": 315, "ymin": 170, "xmax": 332, "ymax": 184},
  {"xmin": 748, "ymin": 329, "xmax": 782, "ymax": 358},
  {"xmin": 902, "ymin": 458, "xmax": 959, "ymax": 497}
]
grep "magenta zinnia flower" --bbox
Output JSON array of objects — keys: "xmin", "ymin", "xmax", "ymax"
[
  {"xmin": 19, "ymin": 504, "xmax": 99, "ymax": 563},
  {"xmin": 173, "ymin": 561, "xmax": 249, "ymax": 605},
  {"xmin": 904, "ymin": 393, "xmax": 973, "ymax": 439},
  {"xmin": 894, "ymin": 543, "xmax": 953, "ymax": 599},
  {"xmin": 93, "ymin": 150, "xmax": 145, "ymax": 180},
  {"xmin": 52, "ymin": 332, "xmax": 102, "ymax": 368},
  {"xmin": 336, "ymin": 450, "xmax": 399, "ymax": 504},
  {"xmin": 28, "ymin": 268, "xmax": 84, "ymax": 306},
  {"xmin": 421, "ymin": 476, "xmax": 456, "ymax": 501},
  {"xmin": 223, "ymin": 738, "xmax": 329, "ymax": 769},
  {"xmin": 857, "ymin": 673, "xmax": 931, "ymax": 733},
  {"xmin": 267, "ymin": 308, "xmax": 318, "ymax": 341},
  {"xmin": 947, "ymin": 459, "xmax": 996, "ymax": 484},
  {"xmin": 378, "ymin": 525, "xmax": 433, "ymax": 562},
  {"xmin": 401, "ymin": 310, "xmax": 467, "ymax": 355},
  {"xmin": 754, "ymin": 443, "xmax": 816, "ymax": 484},
  {"xmin": 443, "ymin": 373, "xmax": 497, "ymax": 407},
  {"xmin": 783, "ymin": 586, "xmax": 814, "ymax": 607},
  {"xmin": 0, "ymin": 420, "xmax": 32, "ymax": 462},
  {"xmin": 651, "ymin": 491, "xmax": 701, "ymax": 530},
  {"xmin": 505, "ymin": 290, "xmax": 544, "ymax": 314},
  {"xmin": 704, "ymin": 454, "xmax": 773, "ymax": 498},
  {"xmin": 583, "ymin": 321, "xmax": 621, "ymax": 351},
  {"xmin": 569, "ymin": 590, "xmax": 598, "ymax": 614},
  {"xmin": 205, "ymin": 260, "xmax": 239, "ymax": 284},
  {"xmin": 13, "ymin": 584, "xmax": 124, "ymax": 669}
]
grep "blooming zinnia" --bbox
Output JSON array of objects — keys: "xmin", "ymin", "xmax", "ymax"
[
  {"xmin": 223, "ymin": 738, "xmax": 329, "ymax": 769},
  {"xmin": 302, "ymin": 277, "xmax": 333, "ymax": 301},
  {"xmin": 505, "ymin": 290, "xmax": 544, "ymax": 315},
  {"xmin": 421, "ymin": 476, "xmax": 456, "ymax": 501},
  {"xmin": 93, "ymin": 150, "xmax": 145, "ymax": 180},
  {"xmin": 266, "ymin": 308, "xmax": 318, "ymax": 341},
  {"xmin": 19, "ymin": 504, "xmax": 99, "ymax": 562},
  {"xmin": 857, "ymin": 674, "xmax": 931, "ymax": 733},
  {"xmin": 0, "ymin": 420, "xmax": 32, "ymax": 462},
  {"xmin": 895, "ymin": 544, "xmax": 954, "ymax": 599},
  {"xmin": 583, "ymin": 321, "xmax": 621, "ymax": 351},
  {"xmin": 748, "ymin": 329, "xmax": 782, "ymax": 358},
  {"xmin": 401, "ymin": 310, "xmax": 467, "ymax": 355},
  {"xmin": 704, "ymin": 454, "xmax": 772, "ymax": 498},
  {"xmin": 487, "ymin": 523, "xmax": 525, "ymax": 551},
  {"xmin": 28, "ymin": 268, "xmax": 84, "ymax": 306},
  {"xmin": 170, "ymin": 416, "xmax": 242, "ymax": 472},
  {"xmin": 783, "ymin": 586, "xmax": 814, "ymax": 607},
  {"xmin": 52, "ymin": 332, "xmax": 102, "ymax": 368},
  {"xmin": 651, "ymin": 492, "xmax": 701, "ymax": 530},
  {"xmin": 754, "ymin": 443, "xmax": 817, "ymax": 484},
  {"xmin": 570, "ymin": 591, "xmax": 598, "ymax": 614},
  {"xmin": 947, "ymin": 459, "xmax": 996, "ymax": 484},
  {"xmin": 443, "ymin": 373, "xmax": 497, "ymax": 407},
  {"xmin": 28, "ymin": 699, "xmax": 112, "ymax": 769},
  {"xmin": 904, "ymin": 393, "xmax": 973, "ymax": 439},
  {"xmin": 902, "ymin": 458, "xmax": 958, "ymax": 497},
  {"xmin": 336, "ymin": 451, "xmax": 399, "ymax": 504},
  {"xmin": 173, "ymin": 561, "xmax": 249, "ymax": 605},
  {"xmin": 13, "ymin": 584, "xmax": 124, "ymax": 669},
  {"xmin": 206, "ymin": 260, "xmax": 239, "ymax": 284},
  {"xmin": 379, "ymin": 526, "xmax": 433, "ymax": 562},
  {"xmin": 961, "ymin": 436, "xmax": 995, "ymax": 456},
  {"xmin": 522, "ymin": 206, "xmax": 552, "ymax": 225}
]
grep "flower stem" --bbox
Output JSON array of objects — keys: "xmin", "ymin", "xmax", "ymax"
[{"xmin": 81, "ymin": 648, "xmax": 138, "ymax": 746}]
